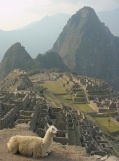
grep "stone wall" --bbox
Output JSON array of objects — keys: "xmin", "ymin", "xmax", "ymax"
[
  {"xmin": 0, "ymin": 107, "xmax": 18, "ymax": 129},
  {"xmin": 0, "ymin": 102, "xmax": 15, "ymax": 117},
  {"xmin": 0, "ymin": 91, "xmax": 13, "ymax": 102},
  {"xmin": 30, "ymin": 103, "xmax": 40, "ymax": 131},
  {"xmin": 79, "ymin": 112, "xmax": 112, "ymax": 156}
]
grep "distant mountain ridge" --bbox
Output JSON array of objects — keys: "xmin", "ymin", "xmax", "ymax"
[
  {"xmin": 0, "ymin": 13, "xmax": 70, "ymax": 60},
  {"xmin": 52, "ymin": 6, "xmax": 119, "ymax": 90}
]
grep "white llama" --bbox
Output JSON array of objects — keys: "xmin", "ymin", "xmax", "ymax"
[{"xmin": 7, "ymin": 124, "xmax": 58, "ymax": 158}]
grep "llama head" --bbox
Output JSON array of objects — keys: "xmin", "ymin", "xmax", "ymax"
[{"xmin": 47, "ymin": 123, "xmax": 58, "ymax": 135}]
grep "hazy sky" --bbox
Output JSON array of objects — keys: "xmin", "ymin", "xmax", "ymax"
[{"xmin": 0, "ymin": 0, "xmax": 119, "ymax": 31}]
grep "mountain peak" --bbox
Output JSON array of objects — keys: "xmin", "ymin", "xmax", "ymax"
[
  {"xmin": 77, "ymin": 6, "xmax": 95, "ymax": 14},
  {"xmin": 52, "ymin": 7, "xmax": 119, "ymax": 89},
  {"xmin": 7, "ymin": 42, "xmax": 22, "ymax": 49},
  {"xmin": 3, "ymin": 42, "xmax": 32, "ymax": 60},
  {"xmin": 0, "ymin": 43, "xmax": 33, "ymax": 80},
  {"xmin": 13, "ymin": 42, "xmax": 21, "ymax": 46},
  {"xmin": 67, "ymin": 6, "xmax": 99, "ymax": 27}
]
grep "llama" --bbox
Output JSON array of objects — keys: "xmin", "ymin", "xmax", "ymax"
[{"xmin": 7, "ymin": 124, "xmax": 58, "ymax": 158}]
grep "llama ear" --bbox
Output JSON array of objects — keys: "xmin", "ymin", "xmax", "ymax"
[{"xmin": 47, "ymin": 123, "xmax": 50, "ymax": 128}]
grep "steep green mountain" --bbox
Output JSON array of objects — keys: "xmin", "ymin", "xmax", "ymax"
[
  {"xmin": 52, "ymin": 6, "xmax": 119, "ymax": 90},
  {"xmin": 35, "ymin": 50, "xmax": 68, "ymax": 71},
  {"xmin": 0, "ymin": 42, "xmax": 34, "ymax": 80}
]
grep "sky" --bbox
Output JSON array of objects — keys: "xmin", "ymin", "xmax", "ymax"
[{"xmin": 0, "ymin": 0, "xmax": 119, "ymax": 31}]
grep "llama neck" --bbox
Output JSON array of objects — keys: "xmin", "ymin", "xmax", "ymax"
[{"xmin": 43, "ymin": 130, "xmax": 53, "ymax": 145}]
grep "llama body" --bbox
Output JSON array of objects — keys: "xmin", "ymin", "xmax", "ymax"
[{"xmin": 7, "ymin": 125, "xmax": 57, "ymax": 158}]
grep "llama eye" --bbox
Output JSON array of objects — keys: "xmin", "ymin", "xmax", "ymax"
[{"xmin": 52, "ymin": 127, "xmax": 54, "ymax": 130}]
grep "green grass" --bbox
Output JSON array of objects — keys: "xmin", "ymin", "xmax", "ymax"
[
  {"xmin": 41, "ymin": 80, "xmax": 95, "ymax": 113},
  {"xmin": 43, "ymin": 90, "xmax": 62, "ymax": 107},
  {"xmin": 42, "ymin": 81, "xmax": 66, "ymax": 94},
  {"xmin": 74, "ymin": 104, "xmax": 95, "ymax": 113},
  {"xmin": 63, "ymin": 94, "xmax": 72, "ymax": 99},
  {"xmin": 92, "ymin": 116, "xmax": 119, "ymax": 133}
]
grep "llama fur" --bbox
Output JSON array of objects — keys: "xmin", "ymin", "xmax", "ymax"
[{"xmin": 7, "ymin": 124, "xmax": 58, "ymax": 158}]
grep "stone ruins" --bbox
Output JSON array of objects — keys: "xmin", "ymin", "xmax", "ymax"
[
  {"xmin": 0, "ymin": 87, "xmax": 117, "ymax": 156},
  {"xmin": 0, "ymin": 70, "xmax": 119, "ymax": 157}
]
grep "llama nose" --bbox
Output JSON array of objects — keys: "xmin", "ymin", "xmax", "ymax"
[{"xmin": 54, "ymin": 130, "xmax": 58, "ymax": 134}]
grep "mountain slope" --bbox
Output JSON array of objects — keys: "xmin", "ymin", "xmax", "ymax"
[
  {"xmin": 35, "ymin": 50, "xmax": 68, "ymax": 71},
  {"xmin": 52, "ymin": 7, "xmax": 119, "ymax": 90},
  {"xmin": 0, "ymin": 14, "xmax": 70, "ymax": 60},
  {"xmin": 0, "ymin": 42, "xmax": 34, "ymax": 80},
  {"xmin": 0, "ymin": 43, "xmax": 67, "ymax": 79}
]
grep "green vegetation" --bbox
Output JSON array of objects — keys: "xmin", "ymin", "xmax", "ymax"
[
  {"xmin": 43, "ymin": 90, "xmax": 61, "ymax": 107},
  {"xmin": 28, "ymin": 69, "xmax": 43, "ymax": 76},
  {"xmin": 42, "ymin": 81, "xmax": 66, "ymax": 94},
  {"xmin": 74, "ymin": 104, "xmax": 94, "ymax": 113},
  {"xmin": 35, "ymin": 85, "xmax": 46, "ymax": 97},
  {"xmin": 35, "ymin": 51, "xmax": 67, "ymax": 70},
  {"xmin": 41, "ymin": 80, "xmax": 95, "ymax": 113},
  {"xmin": 91, "ymin": 116, "xmax": 119, "ymax": 133}
]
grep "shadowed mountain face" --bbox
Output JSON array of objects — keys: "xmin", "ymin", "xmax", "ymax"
[
  {"xmin": 52, "ymin": 7, "xmax": 119, "ymax": 90},
  {"xmin": 0, "ymin": 43, "xmax": 67, "ymax": 80},
  {"xmin": 35, "ymin": 51, "xmax": 68, "ymax": 71},
  {"xmin": 0, "ymin": 42, "xmax": 34, "ymax": 80}
]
